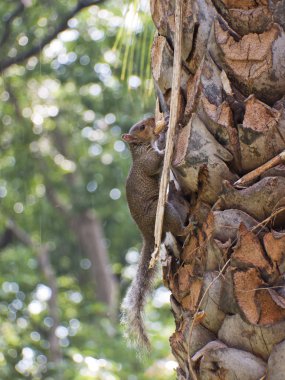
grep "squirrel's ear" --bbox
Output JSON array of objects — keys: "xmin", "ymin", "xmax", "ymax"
[{"xmin": 122, "ymin": 134, "xmax": 136, "ymax": 143}]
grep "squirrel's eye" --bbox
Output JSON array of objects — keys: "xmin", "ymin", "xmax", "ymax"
[{"xmin": 140, "ymin": 125, "xmax": 145, "ymax": 131}]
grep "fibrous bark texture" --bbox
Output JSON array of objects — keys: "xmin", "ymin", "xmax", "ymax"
[{"xmin": 150, "ymin": 0, "xmax": 285, "ymax": 379}]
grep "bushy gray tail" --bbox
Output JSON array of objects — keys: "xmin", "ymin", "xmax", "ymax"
[{"xmin": 121, "ymin": 239, "xmax": 156, "ymax": 352}]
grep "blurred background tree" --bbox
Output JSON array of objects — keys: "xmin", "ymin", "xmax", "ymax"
[{"xmin": 0, "ymin": 0, "xmax": 177, "ymax": 379}]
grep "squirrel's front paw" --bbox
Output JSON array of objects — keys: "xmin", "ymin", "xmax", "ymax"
[{"xmin": 178, "ymin": 222, "xmax": 195, "ymax": 237}]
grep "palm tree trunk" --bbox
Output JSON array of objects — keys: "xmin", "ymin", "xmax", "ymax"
[{"xmin": 151, "ymin": 0, "xmax": 285, "ymax": 378}]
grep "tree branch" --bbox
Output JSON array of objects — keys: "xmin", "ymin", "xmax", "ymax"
[
  {"xmin": 51, "ymin": 129, "xmax": 80, "ymax": 189},
  {"xmin": 7, "ymin": 220, "xmax": 62, "ymax": 362},
  {"xmin": 37, "ymin": 245, "xmax": 62, "ymax": 362},
  {"xmin": 70, "ymin": 211, "xmax": 118, "ymax": 316},
  {"xmin": 0, "ymin": 2, "xmax": 25, "ymax": 48},
  {"xmin": 234, "ymin": 150, "xmax": 285, "ymax": 188},
  {"xmin": 0, "ymin": 0, "xmax": 105, "ymax": 73},
  {"xmin": 4, "ymin": 80, "xmax": 71, "ymax": 218},
  {"xmin": 4, "ymin": 81, "xmax": 22, "ymax": 120},
  {"xmin": 7, "ymin": 219, "xmax": 33, "ymax": 247},
  {"xmin": 44, "ymin": 177, "xmax": 71, "ymax": 218}
]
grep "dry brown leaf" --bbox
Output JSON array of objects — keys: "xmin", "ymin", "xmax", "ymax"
[
  {"xmin": 180, "ymin": 278, "xmax": 202, "ymax": 312},
  {"xmin": 263, "ymin": 231, "xmax": 285, "ymax": 268},
  {"xmin": 257, "ymin": 289, "xmax": 285, "ymax": 325},
  {"xmin": 233, "ymin": 268, "xmax": 263, "ymax": 324},
  {"xmin": 232, "ymin": 223, "xmax": 272, "ymax": 273}
]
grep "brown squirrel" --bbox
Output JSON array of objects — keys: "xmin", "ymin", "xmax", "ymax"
[{"xmin": 121, "ymin": 117, "xmax": 191, "ymax": 351}]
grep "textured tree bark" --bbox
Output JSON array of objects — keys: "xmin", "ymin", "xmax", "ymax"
[{"xmin": 151, "ymin": 0, "xmax": 285, "ymax": 378}]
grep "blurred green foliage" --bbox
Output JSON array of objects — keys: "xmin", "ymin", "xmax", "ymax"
[{"xmin": 0, "ymin": 1, "xmax": 177, "ymax": 379}]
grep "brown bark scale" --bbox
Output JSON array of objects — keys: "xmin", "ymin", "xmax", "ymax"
[{"xmin": 150, "ymin": 0, "xmax": 285, "ymax": 378}]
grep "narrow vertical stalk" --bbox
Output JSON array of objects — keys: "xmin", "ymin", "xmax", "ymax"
[{"xmin": 150, "ymin": 0, "xmax": 183, "ymax": 268}]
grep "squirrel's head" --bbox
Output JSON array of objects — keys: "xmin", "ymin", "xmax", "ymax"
[{"xmin": 122, "ymin": 117, "xmax": 162, "ymax": 145}]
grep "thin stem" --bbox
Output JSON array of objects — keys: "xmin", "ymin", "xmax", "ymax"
[{"xmin": 150, "ymin": 0, "xmax": 183, "ymax": 268}]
